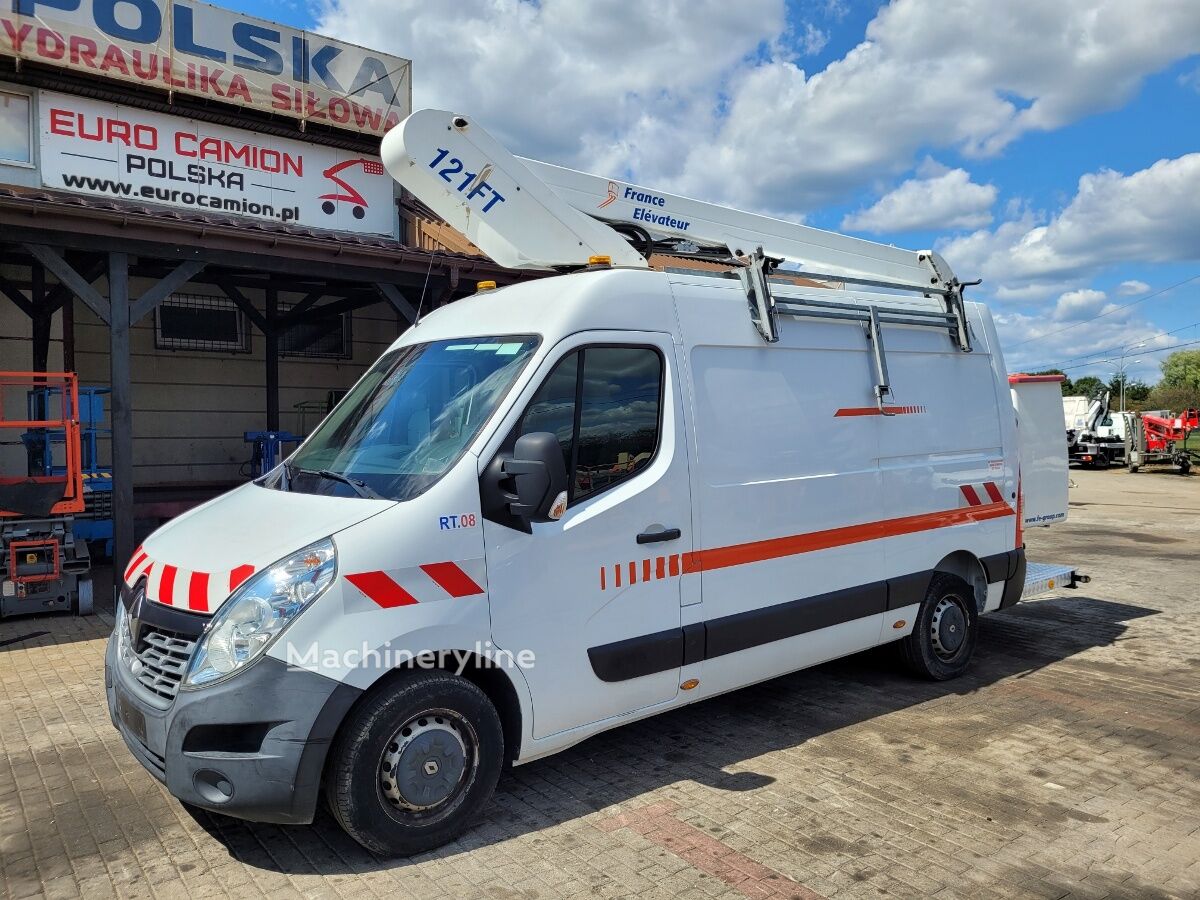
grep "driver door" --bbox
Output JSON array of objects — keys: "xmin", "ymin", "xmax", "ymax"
[{"xmin": 482, "ymin": 332, "xmax": 692, "ymax": 739}]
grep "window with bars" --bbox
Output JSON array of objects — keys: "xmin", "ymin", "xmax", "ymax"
[
  {"xmin": 155, "ymin": 294, "xmax": 250, "ymax": 353},
  {"xmin": 279, "ymin": 303, "xmax": 353, "ymax": 360}
]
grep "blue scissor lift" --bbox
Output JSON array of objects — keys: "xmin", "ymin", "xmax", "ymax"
[{"xmin": 26, "ymin": 385, "xmax": 114, "ymax": 559}]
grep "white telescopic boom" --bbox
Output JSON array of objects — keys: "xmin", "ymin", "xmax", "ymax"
[{"xmin": 380, "ymin": 109, "xmax": 956, "ymax": 293}]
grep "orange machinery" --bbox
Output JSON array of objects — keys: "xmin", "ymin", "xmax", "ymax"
[{"xmin": 1, "ymin": 371, "xmax": 93, "ymax": 616}]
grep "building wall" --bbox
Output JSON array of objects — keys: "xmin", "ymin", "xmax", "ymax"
[{"xmin": 0, "ymin": 273, "xmax": 402, "ymax": 486}]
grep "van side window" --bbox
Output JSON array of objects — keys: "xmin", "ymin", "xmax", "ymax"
[
  {"xmin": 519, "ymin": 351, "xmax": 579, "ymax": 478},
  {"xmin": 518, "ymin": 346, "xmax": 663, "ymax": 502}
]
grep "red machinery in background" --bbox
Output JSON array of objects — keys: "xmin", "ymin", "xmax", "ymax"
[
  {"xmin": 1, "ymin": 371, "xmax": 93, "ymax": 616},
  {"xmin": 1125, "ymin": 408, "xmax": 1200, "ymax": 475}
]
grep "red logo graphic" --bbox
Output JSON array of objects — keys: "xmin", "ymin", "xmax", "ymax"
[
  {"xmin": 319, "ymin": 158, "xmax": 386, "ymax": 220},
  {"xmin": 598, "ymin": 180, "xmax": 618, "ymax": 209}
]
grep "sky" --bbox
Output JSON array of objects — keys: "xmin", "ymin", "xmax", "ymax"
[{"xmin": 242, "ymin": 0, "xmax": 1200, "ymax": 385}]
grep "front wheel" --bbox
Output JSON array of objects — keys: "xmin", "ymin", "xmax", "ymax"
[
  {"xmin": 325, "ymin": 670, "xmax": 504, "ymax": 856},
  {"xmin": 900, "ymin": 572, "xmax": 979, "ymax": 680}
]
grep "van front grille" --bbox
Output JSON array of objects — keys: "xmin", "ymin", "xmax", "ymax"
[{"xmin": 133, "ymin": 626, "xmax": 195, "ymax": 702}]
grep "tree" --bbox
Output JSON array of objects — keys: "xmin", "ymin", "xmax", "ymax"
[
  {"xmin": 1160, "ymin": 349, "xmax": 1200, "ymax": 390},
  {"xmin": 1148, "ymin": 384, "xmax": 1200, "ymax": 414},
  {"xmin": 1108, "ymin": 374, "xmax": 1151, "ymax": 404},
  {"xmin": 1029, "ymin": 369, "xmax": 1073, "ymax": 395},
  {"xmin": 1071, "ymin": 375, "xmax": 1105, "ymax": 399}
]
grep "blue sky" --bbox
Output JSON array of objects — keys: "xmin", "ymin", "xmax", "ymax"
[{"xmin": 244, "ymin": 0, "xmax": 1199, "ymax": 384}]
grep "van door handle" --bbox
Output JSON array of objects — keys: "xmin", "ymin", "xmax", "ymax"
[{"xmin": 637, "ymin": 527, "xmax": 681, "ymax": 544}]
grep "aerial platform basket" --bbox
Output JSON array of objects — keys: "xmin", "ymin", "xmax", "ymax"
[{"xmin": 1, "ymin": 371, "xmax": 84, "ymax": 519}]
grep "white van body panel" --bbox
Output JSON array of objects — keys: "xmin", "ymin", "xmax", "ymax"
[
  {"xmin": 1011, "ymin": 377, "xmax": 1070, "ymax": 529},
  {"xmin": 121, "ymin": 267, "xmax": 1023, "ymax": 769}
]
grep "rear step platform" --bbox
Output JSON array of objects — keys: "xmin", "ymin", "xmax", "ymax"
[{"xmin": 1021, "ymin": 561, "xmax": 1087, "ymax": 601}]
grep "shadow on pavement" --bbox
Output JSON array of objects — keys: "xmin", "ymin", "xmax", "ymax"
[{"xmin": 185, "ymin": 594, "xmax": 1158, "ymax": 875}]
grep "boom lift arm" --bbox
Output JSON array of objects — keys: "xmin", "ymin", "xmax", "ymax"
[{"xmin": 380, "ymin": 109, "xmax": 975, "ymax": 356}]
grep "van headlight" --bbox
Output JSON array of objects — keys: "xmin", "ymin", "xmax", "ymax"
[
  {"xmin": 183, "ymin": 540, "xmax": 336, "ymax": 688},
  {"xmin": 115, "ymin": 595, "xmax": 138, "ymax": 670}
]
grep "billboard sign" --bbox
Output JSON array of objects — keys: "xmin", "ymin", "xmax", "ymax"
[
  {"xmin": 2, "ymin": 1, "xmax": 410, "ymax": 137},
  {"xmin": 39, "ymin": 90, "xmax": 396, "ymax": 235}
]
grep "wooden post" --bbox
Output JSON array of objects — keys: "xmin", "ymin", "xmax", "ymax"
[
  {"xmin": 31, "ymin": 263, "xmax": 50, "ymax": 374},
  {"xmin": 265, "ymin": 286, "xmax": 279, "ymax": 432},
  {"xmin": 62, "ymin": 292, "xmax": 75, "ymax": 374},
  {"xmin": 108, "ymin": 252, "xmax": 135, "ymax": 572}
]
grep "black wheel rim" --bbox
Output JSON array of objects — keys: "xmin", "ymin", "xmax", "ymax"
[{"xmin": 930, "ymin": 594, "xmax": 969, "ymax": 662}]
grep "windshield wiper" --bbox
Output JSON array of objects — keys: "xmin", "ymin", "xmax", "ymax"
[{"xmin": 311, "ymin": 468, "xmax": 385, "ymax": 500}]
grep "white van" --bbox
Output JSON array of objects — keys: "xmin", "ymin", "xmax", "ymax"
[{"xmin": 106, "ymin": 110, "xmax": 1072, "ymax": 856}]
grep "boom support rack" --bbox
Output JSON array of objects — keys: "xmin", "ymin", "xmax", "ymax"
[{"xmin": 380, "ymin": 109, "xmax": 975, "ymax": 364}]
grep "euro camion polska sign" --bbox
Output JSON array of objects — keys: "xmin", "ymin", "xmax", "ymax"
[
  {"xmin": 1, "ymin": 0, "xmax": 411, "ymax": 137},
  {"xmin": 40, "ymin": 90, "xmax": 396, "ymax": 234}
]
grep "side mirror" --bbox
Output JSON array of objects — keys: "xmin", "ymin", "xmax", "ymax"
[{"xmin": 500, "ymin": 432, "xmax": 568, "ymax": 524}]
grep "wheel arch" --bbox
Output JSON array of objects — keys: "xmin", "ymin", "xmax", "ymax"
[
  {"xmin": 342, "ymin": 651, "xmax": 526, "ymax": 766},
  {"xmin": 933, "ymin": 550, "xmax": 988, "ymax": 613}
]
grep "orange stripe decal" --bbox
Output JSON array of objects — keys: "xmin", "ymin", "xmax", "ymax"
[
  {"xmin": 686, "ymin": 501, "xmax": 1014, "ymax": 575},
  {"xmin": 600, "ymin": 567, "xmax": 606, "ymax": 591},
  {"xmin": 960, "ymin": 484, "xmax": 982, "ymax": 506},
  {"xmin": 834, "ymin": 405, "xmax": 926, "ymax": 417},
  {"xmin": 655, "ymin": 556, "xmax": 666, "ymax": 580},
  {"xmin": 984, "ymin": 481, "xmax": 1004, "ymax": 504}
]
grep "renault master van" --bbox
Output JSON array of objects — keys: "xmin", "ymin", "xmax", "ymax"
[{"xmin": 106, "ymin": 109, "xmax": 1071, "ymax": 856}]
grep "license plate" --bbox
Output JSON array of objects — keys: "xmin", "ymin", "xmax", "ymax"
[{"xmin": 116, "ymin": 691, "xmax": 147, "ymax": 744}]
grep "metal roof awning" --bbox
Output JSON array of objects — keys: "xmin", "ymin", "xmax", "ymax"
[{"xmin": 0, "ymin": 186, "xmax": 530, "ymax": 286}]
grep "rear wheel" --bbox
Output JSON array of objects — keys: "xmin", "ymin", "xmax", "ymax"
[
  {"xmin": 71, "ymin": 578, "xmax": 93, "ymax": 616},
  {"xmin": 900, "ymin": 572, "xmax": 978, "ymax": 680},
  {"xmin": 325, "ymin": 670, "xmax": 504, "ymax": 856}
]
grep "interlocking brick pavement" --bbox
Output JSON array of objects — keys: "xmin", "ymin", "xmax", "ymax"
[{"xmin": 2, "ymin": 469, "xmax": 1199, "ymax": 899}]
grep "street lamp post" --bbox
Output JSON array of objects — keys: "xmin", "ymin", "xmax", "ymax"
[{"xmin": 1101, "ymin": 341, "xmax": 1147, "ymax": 412}]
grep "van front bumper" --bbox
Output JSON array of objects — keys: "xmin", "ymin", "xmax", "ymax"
[{"xmin": 105, "ymin": 632, "xmax": 361, "ymax": 825}]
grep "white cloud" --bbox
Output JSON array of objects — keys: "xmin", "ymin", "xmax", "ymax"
[
  {"xmin": 1052, "ymin": 289, "xmax": 1111, "ymax": 322},
  {"xmin": 673, "ymin": 0, "xmax": 1200, "ymax": 209},
  {"xmin": 1117, "ymin": 279, "xmax": 1150, "ymax": 295},
  {"xmin": 938, "ymin": 154, "xmax": 1200, "ymax": 292},
  {"xmin": 841, "ymin": 165, "xmax": 996, "ymax": 233},
  {"xmin": 316, "ymin": 0, "xmax": 785, "ymax": 181},
  {"xmin": 1181, "ymin": 66, "xmax": 1200, "ymax": 92},
  {"xmin": 316, "ymin": 0, "xmax": 1200, "ymax": 214},
  {"xmin": 798, "ymin": 23, "xmax": 830, "ymax": 56},
  {"xmin": 995, "ymin": 309, "xmax": 1173, "ymax": 381}
]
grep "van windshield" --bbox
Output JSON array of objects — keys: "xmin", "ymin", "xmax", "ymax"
[{"xmin": 282, "ymin": 335, "xmax": 539, "ymax": 501}]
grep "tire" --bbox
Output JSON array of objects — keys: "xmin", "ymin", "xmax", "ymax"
[
  {"xmin": 72, "ymin": 578, "xmax": 93, "ymax": 616},
  {"xmin": 900, "ymin": 572, "xmax": 978, "ymax": 681},
  {"xmin": 325, "ymin": 670, "xmax": 503, "ymax": 857}
]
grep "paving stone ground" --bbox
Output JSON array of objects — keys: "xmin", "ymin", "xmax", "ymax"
[{"xmin": 2, "ymin": 468, "xmax": 1199, "ymax": 899}]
